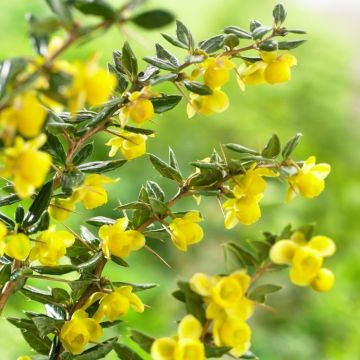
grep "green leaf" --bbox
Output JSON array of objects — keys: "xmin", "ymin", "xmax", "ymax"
[
  {"xmin": 199, "ymin": 34, "xmax": 225, "ymax": 53},
  {"xmin": 225, "ymin": 143, "xmax": 259, "ymax": 155},
  {"xmin": 46, "ymin": 303, "xmax": 67, "ymax": 320},
  {"xmin": 0, "ymin": 194, "xmax": 20, "ymax": 207},
  {"xmin": 188, "ymin": 168, "xmax": 223, "ymax": 187},
  {"xmin": 46, "ymin": 0, "xmax": 73, "ymax": 29},
  {"xmin": 99, "ymin": 319, "xmax": 123, "ymax": 328},
  {"xmin": 21, "ymin": 286, "xmax": 64, "ymax": 305},
  {"xmin": 149, "ymin": 154, "xmax": 183, "ymax": 184},
  {"xmin": 259, "ymin": 39, "xmax": 278, "ymax": 52},
  {"xmin": 73, "ymin": 0, "xmax": 117, "ymax": 19},
  {"xmin": 113, "ymin": 343, "xmax": 143, "ymax": 360},
  {"xmin": 143, "ymin": 56, "xmax": 178, "ymax": 71},
  {"xmin": 44, "ymin": 132, "xmax": 66, "ymax": 165},
  {"xmin": 0, "ymin": 212, "xmax": 15, "ymax": 229},
  {"xmin": 123, "ymin": 125, "xmax": 154, "ymax": 135},
  {"xmin": 111, "ymin": 255, "xmax": 129, "ymax": 267},
  {"xmin": 151, "ymin": 95, "xmax": 182, "ymax": 113},
  {"xmin": 122, "ymin": 41, "xmax": 138, "ymax": 78},
  {"xmin": 132, "ymin": 186, "xmax": 151, "ymax": 228},
  {"xmin": 0, "ymin": 264, "xmax": 11, "ymax": 286},
  {"xmin": 61, "ymin": 168, "xmax": 85, "ymax": 194},
  {"xmin": 79, "ymin": 159, "xmax": 127, "ymax": 173},
  {"xmin": 262, "ymin": 134, "xmax": 281, "ymax": 158},
  {"xmin": 78, "ymin": 252, "xmax": 103, "ymax": 271},
  {"xmin": 273, "ymin": 3, "xmax": 287, "ymax": 25},
  {"xmin": 131, "ymin": 9, "xmax": 174, "ymax": 29},
  {"xmin": 150, "ymin": 73, "xmax": 178, "ymax": 86},
  {"xmin": 86, "ymin": 216, "xmax": 116, "ymax": 227},
  {"xmin": 240, "ymin": 351, "xmax": 260, "ymax": 359},
  {"xmin": 161, "ymin": 33, "xmax": 188, "ymax": 49},
  {"xmin": 7, "ymin": 317, "xmax": 36, "ymax": 331},
  {"xmin": 205, "ymin": 345, "xmax": 231, "ymax": 358},
  {"xmin": 282, "ymin": 133, "xmax": 302, "ymax": 159},
  {"xmin": 155, "ymin": 43, "xmax": 179, "ymax": 66},
  {"xmin": 169, "ymin": 147, "xmax": 181, "ymax": 174},
  {"xmin": 80, "ymin": 225, "xmax": 100, "ymax": 248},
  {"xmin": 250, "ymin": 20, "xmax": 262, "ymax": 32},
  {"xmin": 176, "ymin": 20, "xmax": 194, "ymax": 49},
  {"xmin": 32, "ymin": 316, "xmax": 63, "ymax": 337},
  {"xmin": 31, "ymin": 264, "xmax": 78, "ymax": 275},
  {"xmin": 285, "ymin": 29, "xmax": 307, "ymax": 35},
  {"xmin": 248, "ymin": 284, "xmax": 282, "ymax": 303},
  {"xmin": 112, "ymin": 282, "xmax": 157, "ymax": 292},
  {"xmin": 149, "ymin": 198, "xmax": 169, "ymax": 217},
  {"xmin": 183, "ymin": 80, "xmax": 213, "ymax": 95},
  {"xmin": 224, "ymin": 26, "xmax": 252, "ymax": 39},
  {"xmin": 21, "ymin": 329, "xmax": 52, "ymax": 355},
  {"xmin": 73, "ymin": 143, "xmax": 94, "ymax": 165},
  {"xmin": 146, "ymin": 181, "xmax": 165, "ymax": 201},
  {"xmin": 108, "ymin": 63, "xmax": 129, "ymax": 93},
  {"xmin": 177, "ymin": 281, "xmax": 205, "ymax": 323},
  {"xmin": 118, "ymin": 201, "xmax": 150, "ymax": 211},
  {"xmin": 71, "ymin": 337, "xmax": 117, "ymax": 359},
  {"xmin": 224, "ymin": 34, "xmax": 239, "ymax": 49},
  {"xmin": 130, "ymin": 330, "xmax": 154, "ymax": 353},
  {"xmin": 278, "ymin": 39, "xmax": 307, "ymax": 50},
  {"xmin": 252, "ymin": 25, "xmax": 273, "ymax": 40},
  {"xmin": 23, "ymin": 180, "xmax": 53, "ymax": 227}
]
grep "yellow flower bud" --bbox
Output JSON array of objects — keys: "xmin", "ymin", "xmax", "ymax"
[
  {"xmin": 187, "ymin": 89, "xmax": 229, "ymax": 118},
  {"xmin": 270, "ymin": 239, "xmax": 298, "ymax": 264},
  {"xmin": 1, "ymin": 135, "xmax": 52, "ymax": 198},
  {"xmin": 30, "ymin": 225, "xmax": 75, "ymax": 266},
  {"xmin": 72, "ymin": 174, "xmax": 117, "ymax": 210},
  {"xmin": 213, "ymin": 319, "xmax": 251, "ymax": 357},
  {"xmin": 151, "ymin": 337, "xmax": 177, "ymax": 360},
  {"xmin": 49, "ymin": 198, "xmax": 76, "ymax": 221},
  {"xmin": 169, "ymin": 211, "xmax": 204, "ymax": 251},
  {"xmin": 99, "ymin": 217, "xmax": 145, "ymax": 259},
  {"xmin": 17, "ymin": 356, "xmax": 32, "ymax": 360},
  {"xmin": 106, "ymin": 131, "xmax": 147, "ymax": 160},
  {"xmin": 93, "ymin": 286, "xmax": 144, "ymax": 322},
  {"xmin": 178, "ymin": 314, "xmax": 203, "ymax": 340},
  {"xmin": 0, "ymin": 233, "xmax": 31, "ymax": 261},
  {"xmin": 0, "ymin": 91, "xmax": 46, "ymax": 138},
  {"xmin": 190, "ymin": 273, "xmax": 214, "ymax": 297},
  {"xmin": 60, "ymin": 310, "xmax": 102, "ymax": 355},
  {"xmin": 290, "ymin": 247, "xmax": 323, "ymax": 286},
  {"xmin": 287, "ymin": 156, "xmax": 330, "ymax": 201},
  {"xmin": 311, "ymin": 268, "xmax": 335, "ymax": 292}
]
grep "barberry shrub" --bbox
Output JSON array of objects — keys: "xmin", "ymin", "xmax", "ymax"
[{"xmin": 0, "ymin": 1, "xmax": 334, "ymax": 359}]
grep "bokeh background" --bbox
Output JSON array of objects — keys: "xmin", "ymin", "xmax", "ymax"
[{"xmin": 1, "ymin": 0, "xmax": 360, "ymax": 359}]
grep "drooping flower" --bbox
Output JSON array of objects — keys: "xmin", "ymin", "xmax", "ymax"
[
  {"xmin": 99, "ymin": 217, "xmax": 145, "ymax": 259},
  {"xmin": 106, "ymin": 131, "xmax": 147, "ymax": 160},
  {"xmin": 201, "ymin": 56, "xmax": 235, "ymax": 89},
  {"xmin": 0, "ymin": 226, "xmax": 31, "ymax": 261},
  {"xmin": 119, "ymin": 87, "xmax": 155, "ymax": 126},
  {"xmin": 30, "ymin": 225, "xmax": 75, "ymax": 266},
  {"xmin": 71, "ymin": 174, "xmax": 117, "ymax": 210},
  {"xmin": 48, "ymin": 197, "xmax": 76, "ymax": 221},
  {"xmin": 151, "ymin": 315, "xmax": 205, "ymax": 360},
  {"xmin": 1, "ymin": 134, "xmax": 51, "ymax": 198},
  {"xmin": 169, "ymin": 211, "xmax": 204, "ymax": 251},
  {"xmin": 66, "ymin": 55, "xmax": 117, "ymax": 113},
  {"xmin": 60, "ymin": 309, "xmax": 102, "ymax": 355},
  {"xmin": 286, "ymin": 156, "xmax": 331, "ymax": 201}
]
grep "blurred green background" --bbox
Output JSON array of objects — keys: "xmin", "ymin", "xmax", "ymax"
[{"xmin": 1, "ymin": 0, "xmax": 360, "ymax": 359}]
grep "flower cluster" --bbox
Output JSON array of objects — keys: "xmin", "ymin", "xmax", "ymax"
[
  {"xmin": 151, "ymin": 314, "xmax": 206, "ymax": 360},
  {"xmin": 223, "ymin": 165, "xmax": 278, "ymax": 228},
  {"xmin": 270, "ymin": 231, "xmax": 336, "ymax": 291},
  {"xmin": 60, "ymin": 286, "xmax": 144, "ymax": 354},
  {"xmin": 190, "ymin": 271, "xmax": 253, "ymax": 357}
]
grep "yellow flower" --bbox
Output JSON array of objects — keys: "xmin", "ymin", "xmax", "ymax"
[
  {"xmin": 151, "ymin": 315, "xmax": 205, "ymax": 360},
  {"xmin": 29, "ymin": 225, "xmax": 75, "ymax": 266},
  {"xmin": 119, "ymin": 88, "xmax": 155, "ymax": 126},
  {"xmin": 1, "ymin": 135, "xmax": 52, "ymax": 198},
  {"xmin": 287, "ymin": 156, "xmax": 331, "ymax": 201},
  {"xmin": 60, "ymin": 309, "xmax": 102, "ymax": 355},
  {"xmin": 201, "ymin": 56, "xmax": 235, "ymax": 89},
  {"xmin": 99, "ymin": 217, "xmax": 145, "ymax": 259},
  {"xmin": 0, "ymin": 233, "xmax": 31, "ymax": 261},
  {"xmin": 72, "ymin": 174, "xmax": 117, "ymax": 210},
  {"xmin": 239, "ymin": 51, "xmax": 297, "ymax": 86},
  {"xmin": 49, "ymin": 198, "xmax": 76, "ymax": 221},
  {"xmin": 106, "ymin": 131, "xmax": 147, "ymax": 160},
  {"xmin": 270, "ymin": 233, "xmax": 336, "ymax": 291},
  {"xmin": 223, "ymin": 166, "xmax": 278, "ymax": 228},
  {"xmin": 213, "ymin": 318, "xmax": 251, "ymax": 357},
  {"xmin": 311, "ymin": 268, "xmax": 335, "ymax": 292},
  {"xmin": 169, "ymin": 211, "xmax": 204, "ymax": 251},
  {"xmin": 92, "ymin": 286, "xmax": 144, "ymax": 322},
  {"xmin": 66, "ymin": 56, "xmax": 117, "ymax": 113},
  {"xmin": 0, "ymin": 91, "xmax": 46, "ymax": 139},
  {"xmin": 17, "ymin": 356, "xmax": 32, "ymax": 360},
  {"xmin": 190, "ymin": 272, "xmax": 216, "ymax": 297},
  {"xmin": 187, "ymin": 89, "xmax": 229, "ymax": 119}
]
